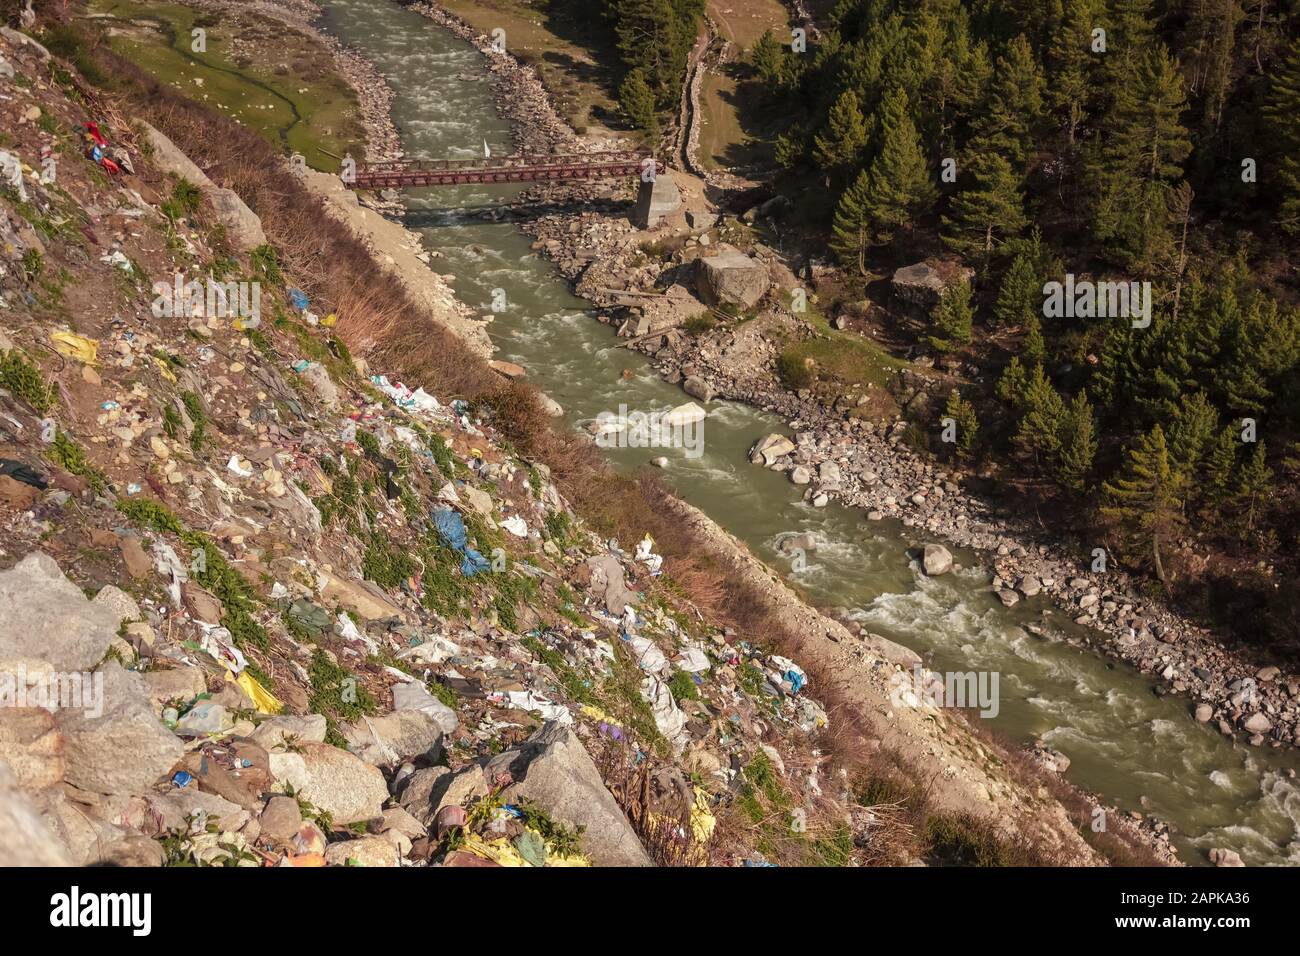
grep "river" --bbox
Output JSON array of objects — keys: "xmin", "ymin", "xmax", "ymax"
[{"xmin": 316, "ymin": 0, "xmax": 1300, "ymax": 866}]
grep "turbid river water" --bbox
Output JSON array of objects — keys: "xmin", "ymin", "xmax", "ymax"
[{"xmin": 318, "ymin": 0, "xmax": 1300, "ymax": 865}]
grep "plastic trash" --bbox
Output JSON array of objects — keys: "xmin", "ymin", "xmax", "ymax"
[
  {"xmin": 432, "ymin": 507, "xmax": 490, "ymax": 576},
  {"xmin": 49, "ymin": 331, "xmax": 99, "ymax": 364},
  {"xmin": 501, "ymin": 514, "xmax": 528, "ymax": 537},
  {"xmin": 289, "ymin": 288, "xmax": 310, "ymax": 311}
]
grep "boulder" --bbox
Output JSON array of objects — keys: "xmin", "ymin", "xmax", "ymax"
[
  {"xmin": 318, "ymin": 570, "xmax": 404, "ymax": 622},
  {"xmin": 749, "ymin": 433, "xmax": 795, "ymax": 465},
  {"xmin": 0, "ymin": 762, "xmax": 72, "ymax": 865},
  {"xmin": 0, "ymin": 552, "xmax": 120, "ymax": 674},
  {"xmin": 325, "ymin": 835, "xmax": 399, "ymax": 867},
  {"xmin": 248, "ymin": 714, "xmax": 328, "ymax": 751},
  {"xmin": 91, "ymin": 585, "xmax": 140, "ymax": 625},
  {"xmin": 143, "ymin": 665, "xmax": 209, "ymax": 712},
  {"xmin": 56, "ymin": 662, "xmax": 183, "ymax": 796},
  {"xmin": 695, "ymin": 244, "xmax": 770, "ymax": 309},
  {"xmin": 0, "ymin": 709, "xmax": 64, "ymax": 790},
  {"xmin": 341, "ymin": 710, "xmax": 443, "ymax": 768},
  {"xmin": 293, "ymin": 742, "xmax": 388, "ymax": 824},
  {"xmin": 483, "ymin": 721, "xmax": 652, "ymax": 866},
  {"xmin": 891, "ymin": 260, "xmax": 973, "ymax": 313},
  {"xmin": 1242, "ymin": 712, "xmax": 1272, "ymax": 735},
  {"xmin": 921, "ymin": 544, "xmax": 953, "ymax": 576},
  {"xmin": 140, "ymin": 123, "xmax": 266, "ymax": 251},
  {"xmin": 682, "ymin": 376, "xmax": 714, "ymax": 403},
  {"xmin": 259, "ymin": 795, "xmax": 303, "ymax": 846}
]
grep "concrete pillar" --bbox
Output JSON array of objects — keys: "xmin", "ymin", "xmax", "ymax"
[{"xmin": 632, "ymin": 171, "xmax": 681, "ymax": 229}]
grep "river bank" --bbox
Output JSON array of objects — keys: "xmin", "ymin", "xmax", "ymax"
[{"xmin": 387, "ymin": 1, "xmax": 1300, "ymax": 761}]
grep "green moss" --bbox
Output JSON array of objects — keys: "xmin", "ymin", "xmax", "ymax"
[
  {"xmin": 48, "ymin": 430, "xmax": 106, "ymax": 494},
  {"xmin": 668, "ymin": 669, "xmax": 699, "ymax": 701},
  {"xmin": 0, "ymin": 351, "xmax": 54, "ymax": 413},
  {"xmin": 308, "ymin": 647, "xmax": 377, "ymax": 723},
  {"xmin": 522, "ymin": 634, "xmax": 593, "ymax": 704},
  {"xmin": 117, "ymin": 498, "xmax": 184, "ymax": 534},
  {"xmin": 181, "ymin": 532, "xmax": 268, "ymax": 650}
]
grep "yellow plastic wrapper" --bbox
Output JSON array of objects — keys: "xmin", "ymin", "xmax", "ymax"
[
  {"xmin": 458, "ymin": 833, "xmax": 590, "ymax": 867},
  {"xmin": 153, "ymin": 356, "xmax": 178, "ymax": 383},
  {"xmin": 50, "ymin": 331, "xmax": 99, "ymax": 364},
  {"xmin": 229, "ymin": 669, "xmax": 283, "ymax": 715},
  {"xmin": 320, "ymin": 313, "xmax": 338, "ymax": 328}
]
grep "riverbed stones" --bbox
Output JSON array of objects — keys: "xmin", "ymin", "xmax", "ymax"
[
  {"xmin": 1194, "ymin": 703, "xmax": 1214, "ymax": 723},
  {"xmin": 1242, "ymin": 712, "xmax": 1272, "ymax": 735},
  {"xmin": 683, "ymin": 375, "xmax": 714, "ymax": 402},
  {"xmin": 921, "ymin": 543, "xmax": 953, "ymax": 576}
]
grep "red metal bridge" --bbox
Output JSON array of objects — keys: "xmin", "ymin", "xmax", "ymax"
[{"xmin": 347, "ymin": 151, "xmax": 663, "ymax": 189}]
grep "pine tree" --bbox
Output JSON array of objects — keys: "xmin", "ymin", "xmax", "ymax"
[
  {"xmin": 813, "ymin": 90, "xmax": 871, "ymax": 176},
  {"xmin": 928, "ymin": 280, "xmax": 974, "ymax": 352},
  {"xmin": 1264, "ymin": 37, "xmax": 1300, "ymax": 234},
  {"xmin": 997, "ymin": 355, "xmax": 1030, "ymax": 407},
  {"xmin": 1090, "ymin": 45, "xmax": 1192, "ymax": 269},
  {"xmin": 750, "ymin": 30, "xmax": 785, "ymax": 87},
  {"xmin": 1014, "ymin": 364, "xmax": 1067, "ymax": 469},
  {"xmin": 861, "ymin": 86, "xmax": 936, "ymax": 244},
  {"xmin": 1204, "ymin": 424, "xmax": 1239, "ymax": 510},
  {"xmin": 1022, "ymin": 312, "xmax": 1046, "ymax": 367},
  {"xmin": 619, "ymin": 69, "xmax": 658, "ymax": 136},
  {"xmin": 829, "ymin": 169, "xmax": 874, "ymax": 275},
  {"xmin": 1101, "ymin": 423, "xmax": 1185, "ymax": 586},
  {"xmin": 944, "ymin": 388, "xmax": 979, "ymax": 459},
  {"xmin": 1057, "ymin": 389, "xmax": 1098, "ymax": 491},
  {"xmin": 1166, "ymin": 391, "xmax": 1219, "ymax": 481},
  {"xmin": 941, "ymin": 152, "xmax": 1028, "ymax": 274},
  {"xmin": 1234, "ymin": 441, "xmax": 1272, "ymax": 532},
  {"xmin": 994, "ymin": 254, "xmax": 1039, "ymax": 328},
  {"xmin": 968, "ymin": 34, "xmax": 1044, "ymax": 170},
  {"xmin": 1047, "ymin": 0, "xmax": 1102, "ymax": 144}
]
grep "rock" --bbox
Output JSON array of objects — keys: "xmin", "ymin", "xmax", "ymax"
[
  {"xmin": 1017, "ymin": 575, "xmax": 1042, "ymax": 597},
  {"xmin": 695, "ymin": 244, "xmax": 770, "ymax": 309},
  {"xmin": 921, "ymin": 544, "xmax": 953, "ymax": 576},
  {"xmin": 341, "ymin": 710, "xmax": 443, "ymax": 768},
  {"xmin": 686, "ymin": 210, "xmax": 717, "ymax": 230},
  {"xmin": 0, "ymin": 762, "xmax": 72, "ymax": 865},
  {"xmin": 140, "ymin": 123, "xmax": 266, "ymax": 250},
  {"xmin": 0, "ymin": 474, "xmax": 39, "ymax": 510},
  {"xmin": 891, "ymin": 259, "xmax": 972, "ymax": 313},
  {"xmin": 391, "ymin": 681, "xmax": 458, "ymax": 735},
  {"xmin": 1208, "ymin": 847, "xmax": 1245, "ymax": 867},
  {"xmin": 248, "ymin": 714, "xmax": 328, "ymax": 751},
  {"xmin": 149, "ymin": 789, "xmax": 249, "ymax": 834},
  {"xmin": 1242, "ymin": 712, "xmax": 1272, "ymax": 735},
  {"xmin": 298, "ymin": 363, "xmax": 338, "ymax": 409},
  {"xmin": 789, "ymin": 466, "xmax": 812, "ymax": 485},
  {"xmin": 461, "ymin": 486, "xmax": 494, "ymax": 516},
  {"xmin": 90, "ymin": 585, "xmax": 140, "ymax": 625},
  {"xmin": 488, "ymin": 359, "xmax": 526, "ymax": 379},
  {"xmin": 181, "ymin": 582, "xmax": 224, "ymax": 624},
  {"xmin": 143, "ymin": 666, "xmax": 208, "ymax": 712},
  {"xmin": 293, "ymin": 742, "xmax": 388, "ymax": 824},
  {"xmin": 396, "ymin": 766, "xmax": 450, "ymax": 822},
  {"xmin": 632, "ymin": 172, "xmax": 682, "ymax": 229},
  {"xmin": 996, "ymin": 589, "xmax": 1021, "ymax": 608},
  {"xmin": 259, "ymin": 795, "xmax": 303, "ymax": 846},
  {"xmin": 682, "ymin": 376, "xmax": 714, "ymax": 403},
  {"xmin": 484, "ymin": 721, "xmax": 651, "ymax": 866},
  {"xmin": 749, "ymin": 433, "xmax": 795, "ymax": 465},
  {"xmin": 325, "ymin": 835, "xmax": 399, "ymax": 867},
  {"xmin": 860, "ymin": 633, "xmax": 922, "ymax": 669},
  {"xmin": 662, "ymin": 401, "xmax": 706, "ymax": 427},
  {"xmin": 0, "ymin": 709, "xmax": 64, "ymax": 790},
  {"xmin": 818, "ymin": 461, "xmax": 842, "ymax": 484},
  {"xmin": 318, "ymin": 571, "xmax": 404, "ymax": 622},
  {"xmin": 56, "ymin": 662, "xmax": 183, "ymax": 796},
  {"xmin": 537, "ymin": 392, "xmax": 564, "ymax": 417},
  {"xmin": 1194, "ymin": 703, "xmax": 1214, "ymax": 723},
  {"xmin": 0, "ymin": 552, "xmax": 121, "ymax": 674},
  {"xmin": 1256, "ymin": 666, "xmax": 1281, "ymax": 682}
]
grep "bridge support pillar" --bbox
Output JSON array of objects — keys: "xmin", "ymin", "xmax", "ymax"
[{"xmin": 632, "ymin": 171, "xmax": 681, "ymax": 229}]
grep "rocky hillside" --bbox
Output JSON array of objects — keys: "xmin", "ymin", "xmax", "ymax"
[{"xmin": 0, "ymin": 19, "xmax": 1163, "ymax": 868}]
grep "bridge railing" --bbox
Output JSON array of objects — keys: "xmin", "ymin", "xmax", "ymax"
[{"xmin": 358, "ymin": 151, "xmax": 648, "ymax": 175}]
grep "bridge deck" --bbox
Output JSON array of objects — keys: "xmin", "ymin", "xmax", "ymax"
[{"xmin": 348, "ymin": 151, "xmax": 661, "ymax": 189}]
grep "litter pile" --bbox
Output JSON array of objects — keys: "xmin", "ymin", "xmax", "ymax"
[{"xmin": 0, "ymin": 26, "xmax": 848, "ymax": 868}]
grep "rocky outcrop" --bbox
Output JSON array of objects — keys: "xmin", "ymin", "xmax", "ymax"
[{"xmin": 139, "ymin": 122, "xmax": 267, "ymax": 251}]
